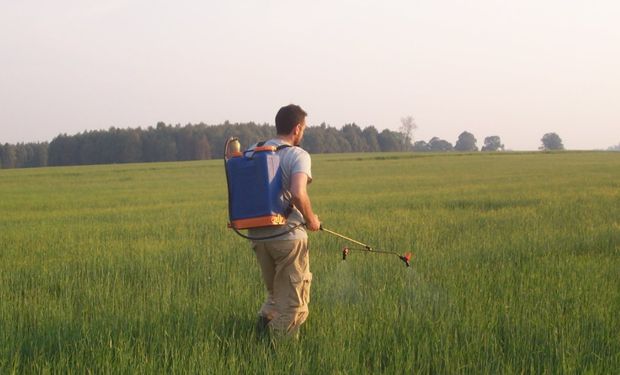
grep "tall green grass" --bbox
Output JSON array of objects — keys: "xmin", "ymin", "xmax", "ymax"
[{"xmin": 1, "ymin": 152, "xmax": 618, "ymax": 373}]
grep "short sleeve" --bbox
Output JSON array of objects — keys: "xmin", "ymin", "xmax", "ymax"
[{"xmin": 291, "ymin": 149, "xmax": 312, "ymax": 182}]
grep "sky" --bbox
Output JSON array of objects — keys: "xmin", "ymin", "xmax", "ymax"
[{"xmin": 1, "ymin": 0, "xmax": 619, "ymax": 150}]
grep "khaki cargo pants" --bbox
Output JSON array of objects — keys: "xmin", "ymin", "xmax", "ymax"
[{"xmin": 252, "ymin": 239, "xmax": 312, "ymax": 337}]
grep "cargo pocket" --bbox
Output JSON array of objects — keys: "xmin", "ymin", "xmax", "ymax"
[{"xmin": 289, "ymin": 272, "xmax": 312, "ymax": 307}]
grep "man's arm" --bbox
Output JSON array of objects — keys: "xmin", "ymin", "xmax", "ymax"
[{"xmin": 290, "ymin": 172, "xmax": 320, "ymax": 231}]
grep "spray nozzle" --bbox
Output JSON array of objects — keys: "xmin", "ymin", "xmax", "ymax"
[{"xmin": 399, "ymin": 252, "xmax": 412, "ymax": 267}]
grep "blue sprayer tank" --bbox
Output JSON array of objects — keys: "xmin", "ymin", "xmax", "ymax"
[{"xmin": 225, "ymin": 142, "xmax": 288, "ymax": 229}]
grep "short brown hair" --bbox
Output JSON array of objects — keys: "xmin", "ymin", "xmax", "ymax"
[{"xmin": 275, "ymin": 104, "xmax": 307, "ymax": 135}]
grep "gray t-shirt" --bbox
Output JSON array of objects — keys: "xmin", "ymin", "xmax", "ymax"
[{"xmin": 247, "ymin": 138, "xmax": 312, "ymax": 241}]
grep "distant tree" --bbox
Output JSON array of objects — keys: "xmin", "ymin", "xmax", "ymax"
[
  {"xmin": 399, "ymin": 116, "xmax": 417, "ymax": 151},
  {"xmin": 454, "ymin": 131, "xmax": 478, "ymax": 152},
  {"xmin": 362, "ymin": 126, "xmax": 381, "ymax": 152},
  {"xmin": 48, "ymin": 134, "xmax": 80, "ymax": 166},
  {"xmin": 328, "ymin": 126, "xmax": 352, "ymax": 153},
  {"xmin": 540, "ymin": 133, "xmax": 564, "ymax": 151},
  {"xmin": 119, "ymin": 128, "xmax": 143, "ymax": 163},
  {"xmin": 322, "ymin": 130, "xmax": 343, "ymax": 153},
  {"xmin": 176, "ymin": 125, "xmax": 196, "ymax": 161},
  {"xmin": 481, "ymin": 136, "xmax": 504, "ymax": 151},
  {"xmin": 301, "ymin": 124, "xmax": 326, "ymax": 153},
  {"xmin": 378, "ymin": 129, "xmax": 402, "ymax": 152},
  {"xmin": 77, "ymin": 130, "xmax": 100, "ymax": 164},
  {"xmin": 1, "ymin": 142, "xmax": 48, "ymax": 168},
  {"xmin": 341, "ymin": 123, "xmax": 367, "ymax": 152},
  {"xmin": 429, "ymin": 137, "xmax": 453, "ymax": 152},
  {"xmin": 0, "ymin": 144, "xmax": 17, "ymax": 168},
  {"xmin": 32, "ymin": 143, "xmax": 48, "ymax": 166},
  {"xmin": 412, "ymin": 140, "xmax": 430, "ymax": 152},
  {"xmin": 14, "ymin": 144, "xmax": 29, "ymax": 168},
  {"xmin": 193, "ymin": 133, "xmax": 211, "ymax": 159},
  {"xmin": 142, "ymin": 123, "xmax": 177, "ymax": 162},
  {"xmin": 607, "ymin": 142, "xmax": 620, "ymax": 151}
]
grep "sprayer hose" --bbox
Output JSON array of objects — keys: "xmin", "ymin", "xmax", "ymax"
[{"xmin": 230, "ymin": 223, "xmax": 305, "ymax": 241}]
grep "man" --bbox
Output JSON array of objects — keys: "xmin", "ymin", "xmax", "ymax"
[{"xmin": 248, "ymin": 104, "xmax": 320, "ymax": 338}]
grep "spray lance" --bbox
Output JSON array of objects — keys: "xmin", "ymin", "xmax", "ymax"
[{"xmin": 319, "ymin": 225, "xmax": 412, "ymax": 267}]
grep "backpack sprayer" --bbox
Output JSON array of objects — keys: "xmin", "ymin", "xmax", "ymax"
[
  {"xmin": 224, "ymin": 137, "xmax": 303, "ymax": 240},
  {"xmin": 224, "ymin": 137, "xmax": 412, "ymax": 267}
]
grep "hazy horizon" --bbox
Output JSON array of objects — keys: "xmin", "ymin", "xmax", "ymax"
[{"xmin": 1, "ymin": 1, "xmax": 619, "ymax": 150}]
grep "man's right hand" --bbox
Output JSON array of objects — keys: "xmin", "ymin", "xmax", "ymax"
[{"xmin": 306, "ymin": 215, "xmax": 321, "ymax": 232}]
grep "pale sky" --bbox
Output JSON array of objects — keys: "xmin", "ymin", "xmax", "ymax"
[{"xmin": 1, "ymin": 0, "xmax": 619, "ymax": 150}]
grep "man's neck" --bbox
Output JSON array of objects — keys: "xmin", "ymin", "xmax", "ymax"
[{"xmin": 276, "ymin": 134, "xmax": 295, "ymax": 146}]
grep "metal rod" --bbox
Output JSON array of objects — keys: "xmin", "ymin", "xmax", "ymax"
[
  {"xmin": 320, "ymin": 226, "xmax": 371, "ymax": 250},
  {"xmin": 344, "ymin": 245, "xmax": 400, "ymax": 256}
]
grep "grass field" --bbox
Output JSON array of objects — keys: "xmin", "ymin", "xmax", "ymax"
[{"xmin": 1, "ymin": 151, "xmax": 619, "ymax": 373}]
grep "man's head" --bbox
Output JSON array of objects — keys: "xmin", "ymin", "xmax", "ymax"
[{"xmin": 276, "ymin": 104, "xmax": 307, "ymax": 145}]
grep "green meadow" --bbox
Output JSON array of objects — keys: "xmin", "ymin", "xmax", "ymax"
[{"xmin": 1, "ymin": 151, "xmax": 619, "ymax": 374}]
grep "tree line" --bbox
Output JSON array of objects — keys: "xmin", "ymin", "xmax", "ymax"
[
  {"xmin": 412, "ymin": 131, "xmax": 569, "ymax": 152},
  {"xmin": 0, "ymin": 121, "xmax": 572, "ymax": 169},
  {"xmin": 0, "ymin": 122, "xmax": 408, "ymax": 169},
  {"xmin": 412, "ymin": 132, "xmax": 505, "ymax": 152}
]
